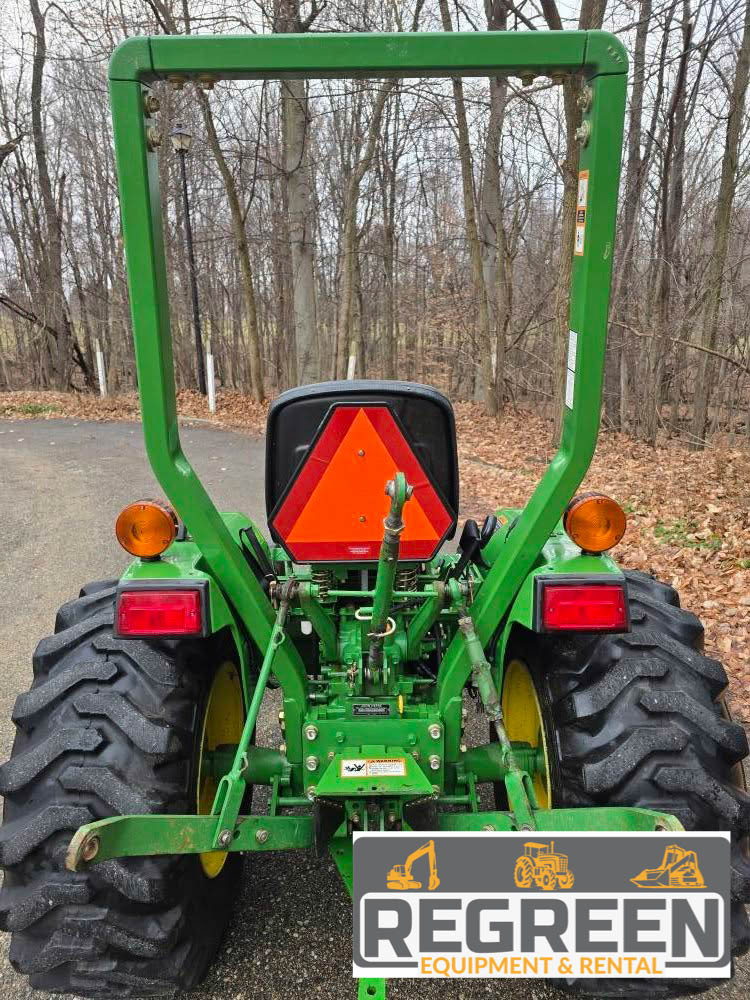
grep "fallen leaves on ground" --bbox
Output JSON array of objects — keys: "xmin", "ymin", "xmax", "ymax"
[
  {"xmin": 0, "ymin": 388, "xmax": 269, "ymax": 435},
  {"xmin": 456, "ymin": 402, "xmax": 750, "ymax": 724},
  {"xmin": 3, "ymin": 390, "xmax": 749, "ymax": 722}
]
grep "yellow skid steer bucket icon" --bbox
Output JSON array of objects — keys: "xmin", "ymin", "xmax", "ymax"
[{"xmin": 631, "ymin": 844, "xmax": 705, "ymax": 889}]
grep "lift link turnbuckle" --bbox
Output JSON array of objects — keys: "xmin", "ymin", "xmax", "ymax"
[
  {"xmin": 457, "ymin": 615, "xmax": 537, "ymax": 831},
  {"xmin": 210, "ymin": 586, "xmax": 294, "ymax": 848}
]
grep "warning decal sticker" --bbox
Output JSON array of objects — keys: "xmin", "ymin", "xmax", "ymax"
[
  {"xmin": 575, "ymin": 170, "xmax": 589, "ymax": 256},
  {"xmin": 340, "ymin": 758, "xmax": 406, "ymax": 778}
]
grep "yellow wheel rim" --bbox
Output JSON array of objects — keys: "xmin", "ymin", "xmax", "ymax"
[
  {"xmin": 196, "ymin": 662, "xmax": 244, "ymax": 878},
  {"xmin": 501, "ymin": 659, "xmax": 552, "ymax": 809}
]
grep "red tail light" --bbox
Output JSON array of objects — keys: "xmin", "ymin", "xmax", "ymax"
[
  {"xmin": 117, "ymin": 588, "xmax": 204, "ymax": 637},
  {"xmin": 539, "ymin": 581, "xmax": 628, "ymax": 632}
]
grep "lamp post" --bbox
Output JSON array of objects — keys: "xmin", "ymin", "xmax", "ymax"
[{"xmin": 170, "ymin": 123, "xmax": 207, "ymax": 395}]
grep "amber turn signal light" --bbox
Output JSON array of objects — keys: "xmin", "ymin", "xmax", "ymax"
[
  {"xmin": 115, "ymin": 500, "xmax": 177, "ymax": 558},
  {"xmin": 563, "ymin": 493, "xmax": 626, "ymax": 553}
]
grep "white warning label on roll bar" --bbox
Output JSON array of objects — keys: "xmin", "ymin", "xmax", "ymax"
[
  {"xmin": 575, "ymin": 170, "xmax": 588, "ymax": 256},
  {"xmin": 565, "ymin": 329, "xmax": 578, "ymax": 409}
]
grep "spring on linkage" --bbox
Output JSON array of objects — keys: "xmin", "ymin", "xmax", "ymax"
[
  {"xmin": 311, "ymin": 567, "xmax": 332, "ymax": 600},
  {"xmin": 396, "ymin": 566, "xmax": 418, "ymax": 593}
]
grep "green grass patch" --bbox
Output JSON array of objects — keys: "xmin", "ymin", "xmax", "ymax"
[
  {"xmin": 622, "ymin": 501, "xmax": 650, "ymax": 515},
  {"xmin": 14, "ymin": 403, "xmax": 59, "ymax": 416},
  {"xmin": 653, "ymin": 518, "xmax": 722, "ymax": 552}
]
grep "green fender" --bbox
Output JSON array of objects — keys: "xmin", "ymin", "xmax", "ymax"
[
  {"xmin": 119, "ymin": 512, "xmax": 269, "ymax": 705},
  {"xmin": 484, "ymin": 509, "xmax": 626, "ymax": 685}
]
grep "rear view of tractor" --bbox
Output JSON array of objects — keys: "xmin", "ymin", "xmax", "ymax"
[{"xmin": 0, "ymin": 27, "xmax": 749, "ymax": 1000}]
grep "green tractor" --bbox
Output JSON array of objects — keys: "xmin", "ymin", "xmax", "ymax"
[{"xmin": 1, "ymin": 28, "xmax": 748, "ymax": 1000}]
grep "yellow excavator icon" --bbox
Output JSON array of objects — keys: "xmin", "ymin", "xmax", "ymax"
[
  {"xmin": 386, "ymin": 839, "xmax": 440, "ymax": 891},
  {"xmin": 631, "ymin": 844, "xmax": 705, "ymax": 889}
]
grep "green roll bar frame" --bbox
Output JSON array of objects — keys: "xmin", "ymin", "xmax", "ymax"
[{"xmin": 108, "ymin": 29, "xmax": 628, "ymax": 771}]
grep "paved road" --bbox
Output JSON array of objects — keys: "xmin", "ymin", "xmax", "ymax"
[{"xmin": 0, "ymin": 418, "xmax": 747, "ymax": 1000}]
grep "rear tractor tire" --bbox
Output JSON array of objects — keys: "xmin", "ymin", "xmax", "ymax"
[
  {"xmin": 500, "ymin": 569, "xmax": 750, "ymax": 997},
  {"xmin": 0, "ymin": 581, "xmax": 246, "ymax": 998}
]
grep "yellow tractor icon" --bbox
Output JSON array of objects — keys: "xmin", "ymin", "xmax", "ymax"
[
  {"xmin": 386, "ymin": 839, "xmax": 440, "ymax": 891},
  {"xmin": 514, "ymin": 841, "xmax": 574, "ymax": 891},
  {"xmin": 631, "ymin": 844, "xmax": 705, "ymax": 889}
]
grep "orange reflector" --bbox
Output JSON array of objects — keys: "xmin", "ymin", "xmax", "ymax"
[
  {"xmin": 271, "ymin": 405, "xmax": 454, "ymax": 562},
  {"xmin": 115, "ymin": 500, "xmax": 177, "ymax": 558},
  {"xmin": 563, "ymin": 493, "xmax": 627, "ymax": 553}
]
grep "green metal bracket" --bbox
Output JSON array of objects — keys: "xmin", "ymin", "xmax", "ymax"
[
  {"xmin": 358, "ymin": 978, "xmax": 387, "ymax": 1000},
  {"xmin": 460, "ymin": 742, "xmax": 543, "ymax": 781},
  {"xmin": 329, "ymin": 837, "xmax": 387, "ymax": 1000},
  {"xmin": 329, "ymin": 834, "xmax": 354, "ymax": 893},
  {"xmin": 66, "ymin": 813, "xmax": 314, "ymax": 871},
  {"xmin": 298, "ymin": 581, "xmax": 337, "ymax": 661},
  {"xmin": 201, "ymin": 745, "xmax": 289, "ymax": 784},
  {"xmin": 439, "ymin": 807, "xmax": 684, "ymax": 834},
  {"xmin": 405, "ymin": 581, "xmax": 446, "ymax": 660}
]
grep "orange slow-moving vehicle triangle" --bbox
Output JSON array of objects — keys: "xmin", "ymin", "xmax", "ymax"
[
  {"xmin": 287, "ymin": 408, "xmax": 437, "ymax": 544},
  {"xmin": 272, "ymin": 405, "xmax": 453, "ymax": 561}
]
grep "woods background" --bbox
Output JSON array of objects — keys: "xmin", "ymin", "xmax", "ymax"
[{"xmin": 1, "ymin": 0, "xmax": 750, "ymax": 450}]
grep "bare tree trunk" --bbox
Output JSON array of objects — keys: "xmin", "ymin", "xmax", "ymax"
[
  {"xmin": 382, "ymin": 180, "xmax": 396, "ymax": 379},
  {"xmin": 379, "ymin": 94, "xmax": 400, "ymax": 380},
  {"xmin": 197, "ymin": 91, "xmax": 264, "ymax": 401},
  {"xmin": 480, "ymin": 76, "xmax": 513, "ymax": 415},
  {"xmin": 439, "ymin": 0, "xmax": 494, "ymax": 411},
  {"xmin": 606, "ymin": 0, "xmax": 652, "ymax": 430},
  {"xmin": 646, "ymin": 5, "xmax": 692, "ymax": 446},
  {"xmin": 335, "ymin": 81, "xmax": 394, "ymax": 379},
  {"xmin": 29, "ymin": 0, "xmax": 73, "ymax": 389},
  {"xmin": 283, "ymin": 77, "xmax": 318, "ymax": 384},
  {"xmin": 691, "ymin": 0, "xmax": 750, "ymax": 446},
  {"xmin": 479, "ymin": 1, "xmax": 510, "ymax": 413}
]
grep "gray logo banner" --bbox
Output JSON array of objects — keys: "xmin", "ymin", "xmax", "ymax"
[{"xmin": 352, "ymin": 832, "xmax": 730, "ymax": 979}]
